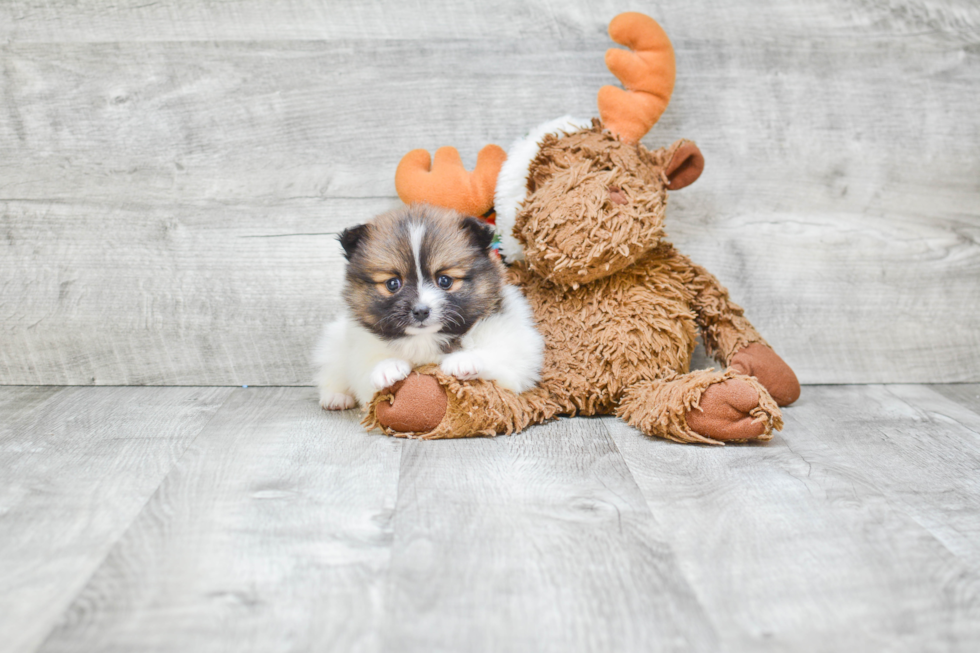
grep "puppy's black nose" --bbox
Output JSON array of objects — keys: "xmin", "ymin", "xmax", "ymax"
[{"xmin": 412, "ymin": 305, "xmax": 431, "ymax": 322}]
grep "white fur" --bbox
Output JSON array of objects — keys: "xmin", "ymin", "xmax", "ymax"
[
  {"xmin": 416, "ymin": 283, "xmax": 444, "ymax": 316},
  {"xmin": 314, "ymin": 285, "xmax": 543, "ymax": 409},
  {"xmin": 320, "ymin": 391, "xmax": 356, "ymax": 411},
  {"xmin": 494, "ymin": 115, "xmax": 592, "ymax": 262},
  {"xmin": 370, "ymin": 358, "xmax": 412, "ymax": 390},
  {"xmin": 406, "ymin": 221, "xmax": 446, "ymax": 329},
  {"xmin": 409, "ymin": 222, "xmax": 426, "ymax": 277},
  {"xmin": 439, "ymin": 350, "xmax": 482, "ymax": 380},
  {"xmin": 441, "ymin": 285, "xmax": 544, "ymax": 392}
]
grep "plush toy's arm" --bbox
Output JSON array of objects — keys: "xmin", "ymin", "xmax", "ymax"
[
  {"xmin": 682, "ymin": 257, "xmax": 765, "ymax": 365},
  {"xmin": 679, "ymin": 253, "xmax": 800, "ymax": 406}
]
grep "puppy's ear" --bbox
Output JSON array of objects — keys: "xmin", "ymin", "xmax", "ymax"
[
  {"xmin": 338, "ymin": 224, "xmax": 369, "ymax": 260},
  {"xmin": 460, "ymin": 216, "xmax": 495, "ymax": 252}
]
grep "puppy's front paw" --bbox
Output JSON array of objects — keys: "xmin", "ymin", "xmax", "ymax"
[
  {"xmin": 371, "ymin": 358, "xmax": 412, "ymax": 390},
  {"xmin": 440, "ymin": 351, "xmax": 484, "ymax": 380},
  {"xmin": 320, "ymin": 391, "xmax": 356, "ymax": 411}
]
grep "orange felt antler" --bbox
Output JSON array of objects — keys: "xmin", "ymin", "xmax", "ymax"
[
  {"xmin": 395, "ymin": 144, "xmax": 507, "ymax": 218},
  {"xmin": 598, "ymin": 12, "xmax": 676, "ymax": 144}
]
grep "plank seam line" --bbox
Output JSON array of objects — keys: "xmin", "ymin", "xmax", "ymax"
[
  {"xmin": 29, "ymin": 386, "xmax": 240, "ymax": 650},
  {"xmin": 883, "ymin": 385, "xmax": 980, "ymax": 438},
  {"xmin": 593, "ymin": 417, "xmax": 657, "ymax": 520},
  {"xmin": 0, "ymin": 196, "xmax": 398, "ymax": 203},
  {"xmin": 595, "ymin": 417, "xmax": 725, "ymax": 645},
  {"xmin": 238, "ymin": 232, "xmax": 340, "ymax": 238},
  {"xmin": 818, "ymin": 385, "xmax": 980, "ymax": 567},
  {"xmin": 376, "ymin": 437, "xmax": 408, "ymax": 645}
]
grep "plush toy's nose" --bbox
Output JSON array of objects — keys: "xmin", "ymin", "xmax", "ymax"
[
  {"xmin": 412, "ymin": 305, "xmax": 431, "ymax": 322},
  {"xmin": 608, "ymin": 185, "xmax": 629, "ymax": 205}
]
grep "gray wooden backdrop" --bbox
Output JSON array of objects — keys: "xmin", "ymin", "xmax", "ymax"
[{"xmin": 1, "ymin": 0, "xmax": 978, "ymax": 386}]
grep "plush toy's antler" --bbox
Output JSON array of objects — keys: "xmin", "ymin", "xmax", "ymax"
[
  {"xmin": 598, "ymin": 12, "xmax": 676, "ymax": 144},
  {"xmin": 395, "ymin": 145, "xmax": 507, "ymax": 218}
]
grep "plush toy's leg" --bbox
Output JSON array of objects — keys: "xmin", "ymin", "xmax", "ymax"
[
  {"xmin": 616, "ymin": 369, "xmax": 783, "ymax": 445},
  {"xmin": 363, "ymin": 365, "xmax": 560, "ymax": 439}
]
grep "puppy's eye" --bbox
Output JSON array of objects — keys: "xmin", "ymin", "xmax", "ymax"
[
  {"xmin": 436, "ymin": 275, "xmax": 453, "ymax": 290},
  {"xmin": 385, "ymin": 278, "xmax": 402, "ymax": 293}
]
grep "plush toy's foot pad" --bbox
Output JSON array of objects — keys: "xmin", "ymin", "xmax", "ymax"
[
  {"xmin": 375, "ymin": 372, "xmax": 448, "ymax": 434},
  {"xmin": 730, "ymin": 343, "xmax": 801, "ymax": 407},
  {"xmin": 685, "ymin": 379, "xmax": 768, "ymax": 441}
]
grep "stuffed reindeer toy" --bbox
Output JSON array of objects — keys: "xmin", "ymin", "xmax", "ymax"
[{"xmin": 363, "ymin": 12, "xmax": 800, "ymax": 445}]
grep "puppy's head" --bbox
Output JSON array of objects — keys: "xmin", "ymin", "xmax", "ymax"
[{"xmin": 340, "ymin": 204, "xmax": 502, "ymax": 340}]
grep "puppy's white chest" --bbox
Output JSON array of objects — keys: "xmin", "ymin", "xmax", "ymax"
[{"xmin": 387, "ymin": 332, "xmax": 453, "ymax": 366}]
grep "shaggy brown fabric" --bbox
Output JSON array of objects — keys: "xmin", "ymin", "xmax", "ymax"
[
  {"xmin": 367, "ymin": 121, "xmax": 799, "ymax": 444},
  {"xmin": 619, "ymin": 369, "xmax": 782, "ymax": 445},
  {"xmin": 519, "ymin": 122, "xmax": 668, "ymax": 288},
  {"xmin": 366, "ymin": 365, "xmax": 559, "ymax": 439},
  {"xmin": 687, "ymin": 260, "xmax": 766, "ymax": 362},
  {"xmin": 507, "ymin": 243, "xmax": 760, "ymax": 416}
]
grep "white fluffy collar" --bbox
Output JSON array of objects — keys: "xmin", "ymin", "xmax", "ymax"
[{"xmin": 494, "ymin": 115, "xmax": 592, "ymax": 262}]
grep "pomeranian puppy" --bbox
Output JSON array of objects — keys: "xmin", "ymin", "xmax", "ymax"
[{"xmin": 314, "ymin": 204, "xmax": 543, "ymax": 410}]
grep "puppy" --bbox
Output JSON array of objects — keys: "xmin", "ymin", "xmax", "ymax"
[{"xmin": 314, "ymin": 204, "xmax": 543, "ymax": 411}]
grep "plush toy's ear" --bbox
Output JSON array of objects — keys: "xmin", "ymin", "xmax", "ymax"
[
  {"xmin": 664, "ymin": 140, "xmax": 704, "ymax": 190},
  {"xmin": 338, "ymin": 224, "xmax": 369, "ymax": 260},
  {"xmin": 460, "ymin": 216, "xmax": 495, "ymax": 252}
]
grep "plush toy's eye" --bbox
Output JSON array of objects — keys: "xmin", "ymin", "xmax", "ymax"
[
  {"xmin": 437, "ymin": 275, "xmax": 454, "ymax": 289},
  {"xmin": 385, "ymin": 278, "xmax": 402, "ymax": 293}
]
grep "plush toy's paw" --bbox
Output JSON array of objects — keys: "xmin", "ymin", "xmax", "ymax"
[
  {"xmin": 320, "ymin": 391, "xmax": 356, "ymax": 411},
  {"xmin": 375, "ymin": 373, "xmax": 448, "ymax": 433},
  {"xmin": 370, "ymin": 358, "xmax": 412, "ymax": 390},
  {"xmin": 685, "ymin": 379, "xmax": 768, "ymax": 441},
  {"xmin": 729, "ymin": 343, "xmax": 801, "ymax": 406},
  {"xmin": 439, "ymin": 351, "xmax": 484, "ymax": 380}
]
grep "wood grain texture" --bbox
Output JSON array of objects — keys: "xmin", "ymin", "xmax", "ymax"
[
  {"xmin": 836, "ymin": 384, "xmax": 980, "ymax": 566},
  {"xmin": 931, "ymin": 384, "xmax": 980, "ymax": 414},
  {"xmin": 2, "ymin": 0, "xmax": 977, "ymax": 43},
  {"xmin": 0, "ymin": 199, "xmax": 390, "ymax": 386},
  {"xmin": 0, "ymin": 0, "xmax": 624, "ymax": 42},
  {"xmin": 604, "ymin": 387, "xmax": 980, "ymax": 651},
  {"xmin": 1, "ymin": 0, "xmax": 978, "ymax": 385},
  {"xmin": 36, "ymin": 388, "xmax": 403, "ymax": 653},
  {"xmin": 3, "ymin": 384, "xmax": 980, "ymax": 650},
  {"xmin": 0, "ymin": 40, "xmax": 603, "ymax": 203},
  {"xmin": 0, "ymin": 385, "xmax": 233, "ymax": 653},
  {"xmin": 381, "ymin": 417, "xmax": 718, "ymax": 653}
]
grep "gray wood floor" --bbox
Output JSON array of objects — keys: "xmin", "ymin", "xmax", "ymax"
[{"xmin": 2, "ymin": 384, "xmax": 979, "ymax": 653}]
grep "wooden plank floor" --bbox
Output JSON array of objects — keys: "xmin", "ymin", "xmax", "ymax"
[{"xmin": 2, "ymin": 384, "xmax": 979, "ymax": 652}]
